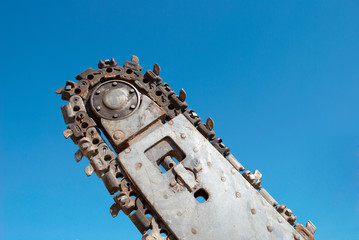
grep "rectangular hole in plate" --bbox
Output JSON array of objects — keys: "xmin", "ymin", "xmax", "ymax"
[{"xmin": 145, "ymin": 137, "xmax": 185, "ymax": 173}]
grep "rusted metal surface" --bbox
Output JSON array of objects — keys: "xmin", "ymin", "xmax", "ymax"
[{"xmin": 57, "ymin": 56, "xmax": 316, "ymax": 240}]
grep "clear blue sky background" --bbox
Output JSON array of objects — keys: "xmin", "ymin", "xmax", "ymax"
[{"xmin": 1, "ymin": 1, "xmax": 358, "ymax": 239}]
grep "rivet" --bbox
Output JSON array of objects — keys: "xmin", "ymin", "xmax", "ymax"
[
  {"xmin": 235, "ymin": 192, "xmax": 241, "ymax": 198},
  {"xmin": 193, "ymin": 147, "xmax": 199, "ymax": 152},
  {"xmin": 130, "ymin": 104, "xmax": 136, "ymax": 109},
  {"xmin": 124, "ymin": 148, "xmax": 131, "ymax": 154},
  {"xmin": 113, "ymin": 130, "xmax": 124, "ymax": 140},
  {"xmin": 207, "ymin": 161, "xmax": 212, "ymax": 167},
  {"xmin": 129, "ymin": 89, "xmax": 135, "ymax": 93},
  {"xmin": 180, "ymin": 133, "xmax": 186, "ymax": 139},
  {"xmin": 221, "ymin": 176, "xmax": 226, "ymax": 182},
  {"xmin": 96, "ymin": 106, "xmax": 101, "ymax": 111},
  {"xmin": 112, "ymin": 82, "xmax": 118, "ymax": 86},
  {"xmin": 294, "ymin": 234, "xmax": 301, "ymax": 240},
  {"xmin": 251, "ymin": 208, "xmax": 256, "ymax": 215},
  {"xmin": 135, "ymin": 163, "xmax": 142, "ymax": 170},
  {"xmin": 277, "ymin": 217, "xmax": 283, "ymax": 223},
  {"xmin": 168, "ymin": 120, "xmax": 174, "ymax": 125},
  {"xmin": 231, "ymin": 168, "xmax": 236, "ymax": 174},
  {"xmin": 191, "ymin": 228, "xmax": 197, "ymax": 234},
  {"xmin": 113, "ymin": 114, "xmax": 119, "ymax": 118},
  {"xmin": 267, "ymin": 225, "xmax": 273, "ymax": 232},
  {"xmin": 164, "ymin": 194, "xmax": 168, "ymax": 199},
  {"xmin": 96, "ymin": 90, "xmax": 101, "ymax": 95},
  {"xmin": 177, "ymin": 211, "xmax": 182, "ymax": 216}
]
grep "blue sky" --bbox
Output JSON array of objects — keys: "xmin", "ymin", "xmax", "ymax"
[{"xmin": 1, "ymin": 1, "xmax": 358, "ymax": 239}]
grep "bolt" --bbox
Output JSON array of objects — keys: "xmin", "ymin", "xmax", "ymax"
[
  {"xmin": 235, "ymin": 192, "xmax": 241, "ymax": 198},
  {"xmin": 130, "ymin": 104, "xmax": 136, "ymax": 110},
  {"xmin": 124, "ymin": 148, "xmax": 131, "ymax": 153},
  {"xmin": 112, "ymin": 81, "xmax": 118, "ymax": 86},
  {"xmin": 113, "ymin": 114, "xmax": 119, "ymax": 118},
  {"xmin": 96, "ymin": 106, "xmax": 101, "ymax": 111},
  {"xmin": 267, "ymin": 225, "xmax": 273, "ymax": 232},
  {"xmin": 96, "ymin": 90, "xmax": 101, "ymax": 95},
  {"xmin": 191, "ymin": 228, "xmax": 198, "ymax": 234},
  {"xmin": 129, "ymin": 89, "xmax": 135, "ymax": 94},
  {"xmin": 221, "ymin": 176, "xmax": 226, "ymax": 182},
  {"xmin": 180, "ymin": 133, "xmax": 186, "ymax": 139},
  {"xmin": 193, "ymin": 147, "xmax": 199, "ymax": 152}
]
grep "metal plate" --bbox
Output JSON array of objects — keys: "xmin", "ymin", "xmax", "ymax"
[{"xmin": 118, "ymin": 114, "xmax": 303, "ymax": 240}]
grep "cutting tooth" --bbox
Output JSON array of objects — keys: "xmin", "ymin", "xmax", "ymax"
[
  {"xmin": 206, "ymin": 117, "xmax": 214, "ymax": 131},
  {"xmin": 74, "ymin": 149, "xmax": 83, "ymax": 163},
  {"xmin": 85, "ymin": 164, "xmax": 94, "ymax": 176},
  {"xmin": 56, "ymin": 87, "xmax": 64, "ymax": 94},
  {"xmin": 110, "ymin": 203, "xmax": 121, "ymax": 218},
  {"xmin": 253, "ymin": 170, "xmax": 262, "ymax": 180},
  {"xmin": 110, "ymin": 58, "xmax": 117, "ymax": 65},
  {"xmin": 306, "ymin": 221, "xmax": 316, "ymax": 234},
  {"xmin": 98, "ymin": 60, "xmax": 105, "ymax": 68},
  {"xmin": 63, "ymin": 129, "xmax": 73, "ymax": 139},
  {"xmin": 153, "ymin": 63, "xmax": 161, "ymax": 75},
  {"xmin": 131, "ymin": 55, "xmax": 139, "ymax": 64},
  {"xmin": 179, "ymin": 88, "xmax": 187, "ymax": 102}
]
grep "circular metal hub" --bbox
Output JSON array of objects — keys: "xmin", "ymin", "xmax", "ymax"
[{"xmin": 91, "ymin": 80, "xmax": 140, "ymax": 120}]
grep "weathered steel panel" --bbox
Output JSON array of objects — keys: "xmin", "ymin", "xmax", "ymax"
[{"xmin": 118, "ymin": 114, "xmax": 303, "ymax": 240}]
